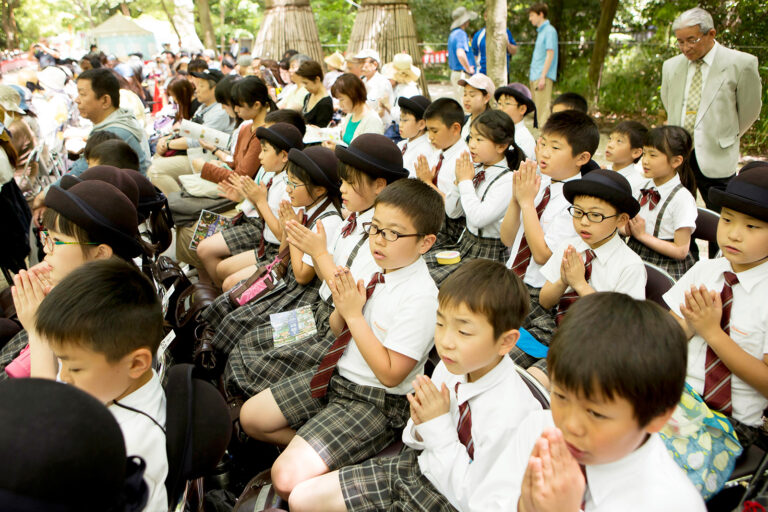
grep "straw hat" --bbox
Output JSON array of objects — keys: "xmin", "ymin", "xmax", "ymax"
[
  {"xmin": 324, "ymin": 51, "xmax": 346, "ymax": 71},
  {"xmin": 0, "ymin": 85, "xmax": 24, "ymax": 114},
  {"xmin": 451, "ymin": 6, "xmax": 478, "ymax": 30},
  {"xmin": 382, "ymin": 53, "xmax": 421, "ymax": 84}
]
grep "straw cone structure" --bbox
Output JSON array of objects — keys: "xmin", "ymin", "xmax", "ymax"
[
  {"xmin": 253, "ymin": 0, "xmax": 324, "ymax": 63},
  {"xmin": 347, "ymin": 0, "xmax": 429, "ymax": 98}
]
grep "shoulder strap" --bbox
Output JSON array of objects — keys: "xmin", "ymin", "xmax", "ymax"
[
  {"xmin": 652, "ymin": 184, "xmax": 684, "ymax": 238},
  {"xmin": 308, "ymin": 208, "xmax": 342, "ymax": 230},
  {"xmin": 304, "ymin": 198, "xmax": 335, "ymax": 228},
  {"xmin": 343, "ymin": 233, "xmax": 370, "ymax": 269},
  {"xmin": 478, "ymin": 169, "xmax": 511, "ymax": 238}
]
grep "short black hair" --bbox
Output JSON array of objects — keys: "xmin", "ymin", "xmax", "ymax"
[
  {"xmin": 613, "ymin": 121, "xmax": 649, "ymax": 163},
  {"xmin": 187, "ymin": 58, "xmax": 208, "ymax": 74},
  {"xmin": 78, "ymin": 68, "xmax": 120, "ymax": 109},
  {"xmin": 36, "ymin": 258, "xmax": 163, "ymax": 362},
  {"xmin": 529, "ymin": 2, "xmax": 548, "ymax": 16},
  {"xmin": 547, "ymin": 293, "xmax": 687, "ymax": 427},
  {"xmin": 423, "ymin": 98, "xmax": 464, "ymax": 129},
  {"xmin": 87, "ymin": 139, "xmax": 140, "ymax": 171},
  {"xmin": 373, "ymin": 178, "xmax": 443, "ymax": 236},
  {"xmin": 331, "ymin": 73, "xmax": 367, "ymax": 106},
  {"xmin": 265, "ymin": 109, "xmax": 307, "ymax": 136},
  {"xmin": 542, "ymin": 110, "xmax": 600, "ymax": 158},
  {"xmin": 552, "ymin": 92, "xmax": 588, "ymax": 114},
  {"xmin": 214, "ymin": 75, "xmax": 241, "ymax": 106},
  {"xmin": 439, "ymin": 259, "xmax": 529, "ymax": 338},
  {"xmin": 232, "ymin": 75, "xmax": 276, "ymax": 111},
  {"xmin": 83, "ymin": 130, "xmax": 121, "ymax": 161}
]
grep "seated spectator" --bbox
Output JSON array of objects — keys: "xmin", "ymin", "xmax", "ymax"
[
  {"xmin": 294, "ymin": 60, "xmax": 333, "ymax": 128},
  {"xmin": 330, "ymin": 73, "xmax": 384, "ymax": 147}
]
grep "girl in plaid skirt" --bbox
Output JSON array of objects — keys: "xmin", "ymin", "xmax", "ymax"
[{"xmin": 626, "ymin": 126, "xmax": 698, "ymax": 279}]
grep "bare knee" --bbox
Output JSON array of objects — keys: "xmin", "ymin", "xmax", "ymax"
[
  {"xmin": 221, "ymin": 274, "xmax": 239, "ymax": 292},
  {"xmin": 271, "ymin": 454, "xmax": 300, "ymax": 498},
  {"xmin": 239, "ymin": 393, "xmax": 269, "ymax": 439},
  {"xmin": 288, "ymin": 474, "xmax": 346, "ymax": 512}
]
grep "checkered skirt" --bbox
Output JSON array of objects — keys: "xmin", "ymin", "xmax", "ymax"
[
  {"xmin": 339, "ymin": 448, "xmax": 458, "ymax": 512},
  {"xmin": 510, "ymin": 284, "xmax": 556, "ymax": 369},
  {"xmin": 222, "ymin": 216, "xmax": 264, "ymax": 256},
  {"xmin": 271, "ymin": 370, "xmax": 410, "ymax": 470},
  {"xmin": 223, "ymin": 299, "xmax": 336, "ymax": 398},
  {"xmin": 627, "ymin": 237, "xmax": 695, "ymax": 280},
  {"xmin": 0, "ymin": 329, "xmax": 29, "ymax": 382},
  {"xmin": 426, "ymin": 229, "xmax": 511, "ymax": 287}
]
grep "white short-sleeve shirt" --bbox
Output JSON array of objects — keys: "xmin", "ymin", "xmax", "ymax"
[
  {"xmin": 634, "ymin": 174, "xmax": 697, "ymax": 240},
  {"xmin": 515, "ymin": 121, "xmax": 537, "ymax": 162},
  {"xmin": 263, "ymin": 172, "xmax": 290, "ymax": 245},
  {"xmin": 398, "ymin": 133, "xmax": 439, "ymax": 179},
  {"xmin": 108, "ymin": 371, "xmax": 168, "ymax": 512},
  {"xmin": 401, "ymin": 357, "xmax": 541, "ymax": 512},
  {"xmin": 663, "ymin": 258, "xmax": 768, "ymax": 426},
  {"xmin": 445, "ymin": 160, "xmax": 512, "ymax": 239},
  {"xmin": 337, "ymin": 257, "xmax": 438, "ymax": 394},
  {"xmin": 475, "ymin": 410, "xmax": 705, "ymax": 511},
  {"xmin": 505, "ymin": 173, "xmax": 580, "ymax": 288},
  {"xmin": 436, "ymin": 139, "xmax": 471, "ymax": 200},
  {"xmin": 541, "ymin": 233, "xmax": 647, "ymax": 300},
  {"xmin": 609, "ymin": 161, "xmax": 644, "ymax": 195}
]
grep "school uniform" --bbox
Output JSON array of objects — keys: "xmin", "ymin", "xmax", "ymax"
[
  {"xmin": 398, "ymin": 133, "xmax": 439, "ymax": 179},
  {"xmin": 606, "ymin": 161, "xmax": 644, "ymax": 196},
  {"xmin": 515, "ymin": 121, "xmax": 537, "ymax": 161},
  {"xmin": 627, "ymin": 174, "xmax": 697, "ymax": 279},
  {"xmin": 109, "ymin": 371, "xmax": 168, "ymax": 512},
  {"xmin": 664, "ymin": 258, "xmax": 768, "ymax": 431},
  {"xmin": 337, "ymin": 357, "xmax": 542, "ymax": 512},
  {"xmin": 541, "ymin": 233, "xmax": 647, "ymax": 302},
  {"xmin": 220, "ymin": 169, "xmax": 275, "ymax": 255},
  {"xmin": 208, "ymin": 199, "xmax": 342, "ymax": 356},
  {"xmin": 476, "ymin": 410, "xmax": 705, "ymax": 511},
  {"xmin": 270, "ymin": 257, "xmax": 438, "ymax": 469},
  {"xmin": 223, "ymin": 209, "xmax": 378, "ymax": 398}
]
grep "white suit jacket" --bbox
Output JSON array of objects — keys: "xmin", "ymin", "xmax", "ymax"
[{"xmin": 661, "ymin": 44, "xmax": 761, "ymax": 179}]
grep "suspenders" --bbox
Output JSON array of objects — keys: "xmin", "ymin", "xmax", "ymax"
[
  {"xmin": 638, "ymin": 182, "xmax": 684, "ymax": 238},
  {"xmin": 477, "ymin": 168, "xmax": 511, "ymax": 238}
]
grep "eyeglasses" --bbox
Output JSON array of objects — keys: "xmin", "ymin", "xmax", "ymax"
[
  {"xmin": 285, "ymin": 179, "xmax": 306, "ymax": 191},
  {"xmin": 498, "ymin": 100, "xmax": 519, "ymax": 108},
  {"xmin": 362, "ymin": 222, "xmax": 424, "ymax": 242},
  {"xmin": 39, "ymin": 230, "xmax": 99, "ymax": 252},
  {"xmin": 675, "ymin": 36, "xmax": 703, "ymax": 49},
  {"xmin": 567, "ymin": 206, "xmax": 618, "ymax": 223}
]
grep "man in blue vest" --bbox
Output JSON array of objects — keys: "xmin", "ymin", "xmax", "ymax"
[{"xmin": 448, "ymin": 6, "xmax": 478, "ymax": 101}]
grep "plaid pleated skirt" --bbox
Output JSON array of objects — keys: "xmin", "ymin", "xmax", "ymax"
[
  {"xmin": 510, "ymin": 284, "xmax": 556, "ymax": 370},
  {"xmin": 223, "ymin": 299, "xmax": 335, "ymax": 398},
  {"xmin": 221, "ymin": 216, "xmax": 264, "ymax": 256},
  {"xmin": 627, "ymin": 237, "xmax": 694, "ymax": 280},
  {"xmin": 427, "ymin": 229, "xmax": 510, "ymax": 287},
  {"xmin": 0, "ymin": 329, "xmax": 29, "ymax": 382}
]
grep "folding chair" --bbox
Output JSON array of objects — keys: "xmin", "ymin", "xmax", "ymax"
[
  {"xmin": 694, "ymin": 207, "xmax": 721, "ymax": 259},
  {"xmin": 644, "ymin": 262, "xmax": 675, "ymax": 308},
  {"xmin": 515, "ymin": 364, "xmax": 550, "ymax": 410}
]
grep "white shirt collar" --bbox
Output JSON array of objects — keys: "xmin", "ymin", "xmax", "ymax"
[
  {"xmin": 442, "ymin": 139, "xmax": 467, "ymax": 160},
  {"xmin": 719, "ymin": 257, "xmax": 768, "ymax": 293},
  {"xmin": 572, "ymin": 230, "xmax": 623, "ymax": 261},
  {"xmin": 408, "ymin": 132, "xmax": 431, "ymax": 146},
  {"xmin": 692, "ymin": 40, "xmax": 719, "ymax": 68},
  {"xmin": 586, "ymin": 434, "xmax": 659, "ymax": 506},
  {"xmin": 381, "ymin": 256, "xmax": 428, "ymax": 285},
  {"xmin": 455, "ymin": 356, "xmax": 516, "ymax": 403},
  {"xmin": 641, "ymin": 173, "xmax": 681, "ymax": 193}
]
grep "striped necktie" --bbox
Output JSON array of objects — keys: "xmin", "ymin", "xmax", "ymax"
[
  {"xmin": 510, "ymin": 185, "xmax": 551, "ymax": 278},
  {"xmin": 455, "ymin": 382, "xmax": 474, "ymax": 460},
  {"xmin": 401, "ymin": 142, "xmax": 408, "ymax": 155},
  {"xmin": 684, "ymin": 59, "xmax": 703, "ymax": 135},
  {"xmin": 555, "ymin": 249, "xmax": 595, "ymax": 325},
  {"xmin": 472, "ymin": 169, "xmax": 486, "ymax": 188},
  {"xmin": 432, "ymin": 152, "xmax": 445, "ymax": 186},
  {"xmin": 309, "ymin": 272, "xmax": 386, "ymax": 398},
  {"xmin": 340, "ymin": 212, "xmax": 357, "ymax": 238},
  {"xmin": 703, "ymin": 271, "xmax": 739, "ymax": 415},
  {"xmin": 639, "ymin": 187, "xmax": 661, "ymax": 211}
]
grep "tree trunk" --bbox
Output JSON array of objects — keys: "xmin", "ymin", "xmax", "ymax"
[
  {"xmin": 548, "ymin": 0, "xmax": 564, "ymax": 78},
  {"xmin": 120, "ymin": 2, "xmax": 130, "ymax": 16},
  {"xmin": 485, "ymin": 0, "xmax": 507, "ymax": 87},
  {"xmin": 197, "ymin": 0, "xmax": 217, "ymax": 49},
  {"xmin": 159, "ymin": 0, "xmax": 184, "ymax": 48},
  {"xmin": 587, "ymin": 0, "xmax": 619, "ymax": 102},
  {"xmin": 219, "ymin": 0, "xmax": 226, "ymax": 55},
  {"xmin": 1, "ymin": 0, "xmax": 20, "ymax": 48}
]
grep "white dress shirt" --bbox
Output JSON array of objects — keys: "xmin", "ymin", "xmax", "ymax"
[
  {"xmin": 609, "ymin": 161, "xmax": 644, "ymax": 194},
  {"xmin": 476, "ymin": 410, "xmax": 705, "ymax": 511},
  {"xmin": 337, "ymin": 257, "xmax": 438, "ymax": 394},
  {"xmin": 634, "ymin": 174, "xmax": 698, "ymax": 240},
  {"xmin": 391, "ymin": 82, "xmax": 421, "ymax": 124},
  {"xmin": 398, "ymin": 133, "xmax": 439, "ymax": 179},
  {"xmin": 363, "ymin": 72, "xmax": 395, "ymax": 125},
  {"xmin": 445, "ymin": 159, "xmax": 512, "ymax": 239},
  {"xmin": 505, "ymin": 173, "xmax": 581, "ymax": 288},
  {"xmin": 263, "ymin": 172, "xmax": 290, "ymax": 245},
  {"xmin": 402, "ymin": 357, "xmax": 542, "ymax": 512},
  {"xmin": 109, "ymin": 371, "xmax": 168, "ymax": 512},
  {"xmin": 680, "ymin": 42, "xmax": 719, "ymax": 126},
  {"xmin": 515, "ymin": 121, "xmax": 537, "ymax": 162},
  {"xmin": 436, "ymin": 139, "xmax": 471, "ymax": 201},
  {"xmin": 664, "ymin": 258, "xmax": 768, "ymax": 426}
]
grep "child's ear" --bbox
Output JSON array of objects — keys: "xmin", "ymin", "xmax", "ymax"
[
  {"xmin": 313, "ymin": 185, "xmax": 327, "ymax": 199},
  {"xmin": 669, "ymin": 154, "xmax": 684, "ymax": 171},
  {"xmin": 372, "ymin": 177, "xmax": 388, "ymax": 195},
  {"xmin": 616, "ymin": 212, "xmax": 630, "ymax": 229},
  {"xmin": 280, "ymin": 150, "xmax": 290, "ymax": 163},
  {"xmin": 417, "ymin": 234, "xmax": 437, "ymax": 254},
  {"xmin": 92, "ymin": 244, "xmax": 114, "ymax": 261},
  {"xmin": 644, "ymin": 405, "xmax": 676, "ymax": 434},
  {"xmin": 575, "ymin": 151, "xmax": 591, "ymax": 166},
  {"xmin": 416, "ymin": 119, "xmax": 426, "ymax": 132},
  {"xmin": 630, "ymin": 147, "xmax": 643, "ymax": 161},
  {"xmin": 126, "ymin": 347, "xmax": 153, "ymax": 379},
  {"xmin": 451, "ymin": 122, "xmax": 462, "ymax": 135},
  {"xmin": 497, "ymin": 329, "xmax": 521, "ymax": 356}
]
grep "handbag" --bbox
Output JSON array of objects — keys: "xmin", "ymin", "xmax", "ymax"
[{"xmin": 170, "ymin": 282, "xmax": 220, "ymax": 365}]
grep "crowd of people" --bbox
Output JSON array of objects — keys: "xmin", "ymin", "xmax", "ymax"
[{"xmin": 0, "ymin": 3, "xmax": 765, "ymax": 511}]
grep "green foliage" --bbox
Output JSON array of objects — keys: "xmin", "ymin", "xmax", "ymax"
[{"xmin": 312, "ymin": 0, "xmax": 355, "ymax": 45}]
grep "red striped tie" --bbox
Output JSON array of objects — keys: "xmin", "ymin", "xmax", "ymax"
[
  {"xmin": 455, "ymin": 382, "xmax": 474, "ymax": 460},
  {"xmin": 555, "ymin": 249, "xmax": 595, "ymax": 325},
  {"xmin": 472, "ymin": 169, "xmax": 486, "ymax": 187},
  {"xmin": 510, "ymin": 185, "xmax": 551, "ymax": 278},
  {"xmin": 432, "ymin": 153, "xmax": 444, "ymax": 186},
  {"xmin": 401, "ymin": 142, "xmax": 408, "ymax": 155},
  {"xmin": 309, "ymin": 272, "xmax": 386, "ymax": 398},
  {"xmin": 256, "ymin": 177, "xmax": 275, "ymax": 259},
  {"xmin": 639, "ymin": 187, "xmax": 661, "ymax": 211},
  {"xmin": 340, "ymin": 212, "xmax": 357, "ymax": 238},
  {"xmin": 703, "ymin": 271, "xmax": 739, "ymax": 415}
]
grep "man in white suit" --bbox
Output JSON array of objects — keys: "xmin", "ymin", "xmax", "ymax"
[{"xmin": 661, "ymin": 7, "xmax": 762, "ymax": 211}]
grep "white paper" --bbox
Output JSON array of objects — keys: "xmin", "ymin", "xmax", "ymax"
[{"xmin": 179, "ymin": 119, "xmax": 231, "ymax": 147}]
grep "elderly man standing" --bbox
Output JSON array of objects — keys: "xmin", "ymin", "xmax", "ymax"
[
  {"xmin": 448, "ymin": 6, "xmax": 478, "ymax": 101},
  {"xmin": 661, "ymin": 7, "xmax": 762, "ymax": 210}
]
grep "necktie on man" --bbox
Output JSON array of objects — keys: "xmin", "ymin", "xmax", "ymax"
[
  {"xmin": 684, "ymin": 60, "xmax": 703, "ymax": 134},
  {"xmin": 639, "ymin": 187, "xmax": 661, "ymax": 211},
  {"xmin": 472, "ymin": 169, "xmax": 486, "ymax": 188},
  {"xmin": 511, "ymin": 185, "xmax": 552, "ymax": 278},
  {"xmin": 703, "ymin": 271, "xmax": 739, "ymax": 415},
  {"xmin": 309, "ymin": 272, "xmax": 386, "ymax": 398},
  {"xmin": 555, "ymin": 249, "xmax": 596, "ymax": 325},
  {"xmin": 455, "ymin": 382, "xmax": 474, "ymax": 460},
  {"xmin": 432, "ymin": 152, "xmax": 445, "ymax": 186},
  {"xmin": 340, "ymin": 212, "xmax": 358, "ymax": 238}
]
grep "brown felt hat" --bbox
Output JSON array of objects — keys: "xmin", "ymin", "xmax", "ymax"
[
  {"xmin": 710, "ymin": 164, "xmax": 768, "ymax": 222},
  {"xmin": 289, "ymin": 146, "xmax": 341, "ymax": 193},
  {"xmin": 335, "ymin": 133, "xmax": 408, "ymax": 182}
]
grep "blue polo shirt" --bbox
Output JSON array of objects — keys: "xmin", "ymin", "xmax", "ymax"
[
  {"xmin": 471, "ymin": 28, "xmax": 516, "ymax": 75},
  {"xmin": 448, "ymin": 28, "xmax": 475, "ymax": 72},
  {"xmin": 529, "ymin": 20, "xmax": 558, "ymax": 82}
]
